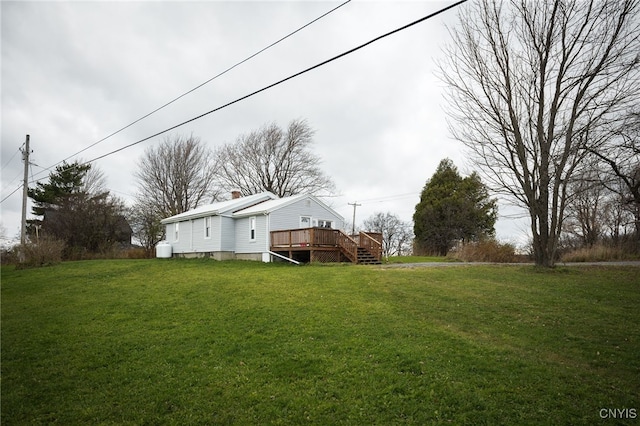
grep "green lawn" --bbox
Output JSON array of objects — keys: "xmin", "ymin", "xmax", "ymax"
[
  {"xmin": 384, "ymin": 255, "xmax": 455, "ymax": 263},
  {"xmin": 2, "ymin": 260, "xmax": 639, "ymax": 424}
]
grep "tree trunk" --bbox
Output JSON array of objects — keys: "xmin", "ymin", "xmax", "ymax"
[
  {"xmin": 531, "ymin": 215, "xmax": 554, "ymax": 267},
  {"xmin": 440, "ymin": 0, "xmax": 639, "ymax": 267}
]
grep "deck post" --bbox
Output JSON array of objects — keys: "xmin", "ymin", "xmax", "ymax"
[{"xmin": 288, "ymin": 230, "xmax": 292, "ymax": 259}]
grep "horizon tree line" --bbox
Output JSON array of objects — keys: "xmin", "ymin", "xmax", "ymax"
[{"xmin": 22, "ymin": 0, "xmax": 640, "ymax": 270}]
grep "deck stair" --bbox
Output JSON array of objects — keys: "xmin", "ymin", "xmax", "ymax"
[
  {"xmin": 270, "ymin": 228, "xmax": 382, "ymax": 264},
  {"xmin": 357, "ymin": 247, "xmax": 382, "ymax": 265}
]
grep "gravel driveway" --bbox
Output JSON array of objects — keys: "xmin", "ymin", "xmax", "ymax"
[{"xmin": 378, "ymin": 261, "xmax": 640, "ymax": 268}]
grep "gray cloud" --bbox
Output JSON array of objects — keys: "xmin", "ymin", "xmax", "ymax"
[{"xmin": 1, "ymin": 1, "xmax": 528, "ymax": 246}]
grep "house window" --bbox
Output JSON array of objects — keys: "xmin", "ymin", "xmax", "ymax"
[
  {"xmin": 204, "ymin": 216, "xmax": 211, "ymax": 239},
  {"xmin": 174, "ymin": 222, "xmax": 179, "ymax": 241},
  {"xmin": 318, "ymin": 220, "xmax": 333, "ymax": 229},
  {"xmin": 300, "ymin": 216, "xmax": 311, "ymax": 228},
  {"xmin": 250, "ymin": 217, "xmax": 256, "ymax": 241}
]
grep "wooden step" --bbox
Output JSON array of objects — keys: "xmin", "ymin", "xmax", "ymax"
[{"xmin": 357, "ymin": 247, "xmax": 382, "ymax": 265}]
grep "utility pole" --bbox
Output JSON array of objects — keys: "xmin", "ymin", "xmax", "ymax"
[
  {"xmin": 20, "ymin": 135, "xmax": 30, "ymax": 247},
  {"xmin": 348, "ymin": 201, "xmax": 361, "ymax": 236}
]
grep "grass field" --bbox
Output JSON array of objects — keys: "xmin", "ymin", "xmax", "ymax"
[
  {"xmin": 384, "ymin": 256, "xmax": 456, "ymax": 264},
  {"xmin": 2, "ymin": 260, "xmax": 639, "ymax": 424}
]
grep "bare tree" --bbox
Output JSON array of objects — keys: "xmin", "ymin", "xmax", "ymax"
[
  {"xmin": 127, "ymin": 199, "xmax": 165, "ymax": 253},
  {"xmin": 81, "ymin": 164, "xmax": 108, "ymax": 196},
  {"xmin": 363, "ymin": 212, "xmax": 413, "ymax": 258},
  {"xmin": 563, "ymin": 166, "xmax": 606, "ymax": 247},
  {"xmin": 602, "ymin": 184, "xmax": 637, "ymax": 244},
  {"xmin": 214, "ymin": 119, "xmax": 335, "ymax": 197},
  {"xmin": 134, "ymin": 134, "xmax": 219, "ymax": 218},
  {"xmin": 589, "ymin": 110, "xmax": 640, "ymax": 239},
  {"xmin": 440, "ymin": 0, "xmax": 640, "ymax": 266}
]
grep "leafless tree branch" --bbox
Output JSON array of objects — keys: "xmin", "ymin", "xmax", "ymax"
[
  {"xmin": 440, "ymin": 0, "xmax": 640, "ymax": 266},
  {"xmin": 214, "ymin": 119, "xmax": 335, "ymax": 198}
]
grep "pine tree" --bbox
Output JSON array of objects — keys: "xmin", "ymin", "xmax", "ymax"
[
  {"xmin": 28, "ymin": 161, "xmax": 90, "ymax": 228},
  {"xmin": 413, "ymin": 159, "xmax": 497, "ymax": 256},
  {"xmin": 27, "ymin": 161, "xmax": 129, "ymax": 256}
]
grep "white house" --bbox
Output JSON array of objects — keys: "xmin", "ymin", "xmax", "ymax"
[
  {"xmin": 160, "ymin": 192, "xmax": 275, "ymax": 260},
  {"xmin": 160, "ymin": 192, "xmax": 351, "ymax": 262}
]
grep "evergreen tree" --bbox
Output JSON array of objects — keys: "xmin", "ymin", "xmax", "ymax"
[
  {"xmin": 28, "ymin": 161, "xmax": 90, "ymax": 219},
  {"xmin": 27, "ymin": 161, "xmax": 129, "ymax": 257},
  {"xmin": 413, "ymin": 159, "xmax": 497, "ymax": 256}
]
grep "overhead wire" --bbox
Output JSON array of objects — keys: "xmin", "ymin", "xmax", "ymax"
[
  {"xmin": 80, "ymin": 0, "xmax": 468, "ymax": 167},
  {"xmin": 0, "ymin": 185, "xmax": 22, "ymax": 204},
  {"xmin": 1, "ymin": 145, "xmax": 23, "ymax": 170},
  {"xmin": 0, "ymin": 160, "xmax": 40, "ymax": 204},
  {"xmin": 0, "ymin": 145, "xmax": 27, "ymax": 203},
  {"xmin": 2, "ymin": 169, "xmax": 25, "ymax": 190},
  {"xmin": 10, "ymin": 0, "xmax": 468, "ymax": 202},
  {"xmin": 355, "ymin": 192, "xmax": 420, "ymax": 204},
  {"xmin": 30, "ymin": 0, "xmax": 352, "ymax": 181}
]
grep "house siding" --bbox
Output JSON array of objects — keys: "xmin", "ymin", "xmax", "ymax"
[
  {"xmin": 219, "ymin": 216, "xmax": 236, "ymax": 252},
  {"xmin": 169, "ymin": 220, "xmax": 193, "ymax": 253},
  {"xmin": 235, "ymin": 215, "xmax": 268, "ymax": 254},
  {"xmin": 269, "ymin": 198, "xmax": 344, "ymax": 231},
  {"xmin": 166, "ymin": 216, "xmax": 233, "ymax": 255},
  {"xmin": 210, "ymin": 216, "xmax": 222, "ymax": 251},
  {"xmin": 188, "ymin": 218, "xmax": 204, "ymax": 252}
]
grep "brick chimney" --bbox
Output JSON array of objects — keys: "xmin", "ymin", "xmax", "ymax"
[{"xmin": 231, "ymin": 191, "xmax": 242, "ymax": 199}]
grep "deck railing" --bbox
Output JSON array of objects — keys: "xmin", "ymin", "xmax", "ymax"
[
  {"xmin": 271, "ymin": 229, "xmax": 312, "ymax": 247},
  {"xmin": 271, "ymin": 228, "xmax": 336, "ymax": 248},
  {"xmin": 336, "ymin": 232, "xmax": 358, "ymax": 263},
  {"xmin": 360, "ymin": 232, "xmax": 383, "ymax": 261},
  {"xmin": 271, "ymin": 227, "xmax": 381, "ymax": 263}
]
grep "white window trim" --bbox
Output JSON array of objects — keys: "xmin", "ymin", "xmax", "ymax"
[
  {"xmin": 318, "ymin": 219, "xmax": 333, "ymax": 229},
  {"xmin": 250, "ymin": 216, "xmax": 257, "ymax": 241},
  {"xmin": 204, "ymin": 216, "xmax": 211, "ymax": 239},
  {"xmin": 174, "ymin": 222, "xmax": 180, "ymax": 242},
  {"xmin": 300, "ymin": 216, "xmax": 311, "ymax": 228}
]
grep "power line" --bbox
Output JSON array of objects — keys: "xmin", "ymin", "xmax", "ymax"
[
  {"xmin": 2, "ymin": 169, "xmax": 25, "ymax": 190},
  {"xmin": 80, "ymin": 0, "xmax": 468, "ymax": 167},
  {"xmin": 356, "ymin": 192, "xmax": 420, "ymax": 204},
  {"xmin": 1, "ymin": 145, "xmax": 23, "ymax": 170},
  {"xmin": 1, "ymin": 159, "xmax": 43, "ymax": 199},
  {"xmin": 348, "ymin": 202, "xmax": 361, "ymax": 234},
  {"xmin": 11, "ymin": 0, "xmax": 467, "ymax": 199},
  {"xmin": 0, "ymin": 141, "xmax": 33, "ymax": 206},
  {"xmin": 0, "ymin": 184, "xmax": 22, "ymax": 204},
  {"xmin": 0, "ymin": 145, "xmax": 29, "ymax": 204},
  {"xmin": 30, "ymin": 0, "xmax": 352, "ymax": 182}
]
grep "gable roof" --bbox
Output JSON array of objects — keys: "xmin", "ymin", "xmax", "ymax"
[
  {"xmin": 160, "ymin": 192, "xmax": 276, "ymax": 224},
  {"xmin": 233, "ymin": 193, "xmax": 343, "ymax": 220}
]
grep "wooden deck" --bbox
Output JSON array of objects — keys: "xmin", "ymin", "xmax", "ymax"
[{"xmin": 270, "ymin": 228, "xmax": 382, "ymax": 264}]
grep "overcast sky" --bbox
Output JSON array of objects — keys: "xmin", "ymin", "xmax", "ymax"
[{"xmin": 1, "ymin": 0, "xmax": 529, "ymax": 246}]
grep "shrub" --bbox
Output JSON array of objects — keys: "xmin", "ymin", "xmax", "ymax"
[
  {"xmin": 1, "ymin": 247, "xmax": 19, "ymax": 265},
  {"xmin": 560, "ymin": 244, "xmax": 632, "ymax": 263},
  {"xmin": 449, "ymin": 239, "xmax": 519, "ymax": 263},
  {"xmin": 126, "ymin": 247, "xmax": 152, "ymax": 259},
  {"xmin": 61, "ymin": 243, "xmax": 144, "ymax": 260},
  {"xmin": 16, "ymin": 237, "xmax": 66, "ymax": 269}
]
